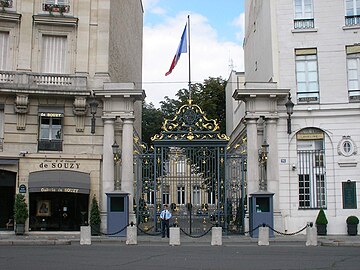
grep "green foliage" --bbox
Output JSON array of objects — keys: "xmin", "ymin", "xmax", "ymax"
[
  {"xmin": 160, "ymin": 77, "xmax": 227, "ymax": 134},
  {"xmin": 14, "ymin": 194, "xmax": 28, "ymax": 224},
  {"xmin": 141, "ymin": 102, "xmax": 164, "ymax": 145},
  {"xmin": 315, "ymin": 208, "xmax": 328, "ymax": 225},
  {"xmin": 346, "ymin": 215, "xmax": 359, "ymax": 225},
  {"xmin": 142, "ymin": 76, "xmax": 227, "ymax": 145},
  {"xmin": 90, "ymin": 195, "xmax": 101, "ymax": 225}
]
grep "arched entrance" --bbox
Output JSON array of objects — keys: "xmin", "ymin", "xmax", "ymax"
[{"xmin": 135, "ymin": 100, "xmax": 246, "ymax": 234}]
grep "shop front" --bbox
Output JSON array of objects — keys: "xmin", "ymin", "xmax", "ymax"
[
  {"xmin": 28, "ymin": 170, "xmax": 90, "ymax": 231},
  {"xmin": 0, "ymin": 169, "xmax": 16, "ymax": 230}
]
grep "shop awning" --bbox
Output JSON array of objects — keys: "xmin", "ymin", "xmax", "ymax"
[{"xmin": 28, "ymin": 170, "xmax": 90, "ymax": 194}]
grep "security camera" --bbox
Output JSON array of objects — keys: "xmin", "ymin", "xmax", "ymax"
[
  {"xmin": 292, "ymin": 163, "xmax": 296, "ymax": 170},
  {"xmin": 19, "ymin": 150, "xmax": 28, "ymax": 156}
]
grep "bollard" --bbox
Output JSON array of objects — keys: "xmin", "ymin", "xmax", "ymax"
[
  {"xmin": 211, "ymin": 227, "xmax": 222, "ymax": 246},
  {"xmin": 306, "ymin": 222, "xmax": 318, "ymax": 246},
  {"xmin": 80, "ymin": 226, "xmax": 91, "ymax": 245},
  {"xmin": 258, "ymin": 225, "xmax": 269, "ymax": 246},
  {"xmin": 169, "ymin": 227, "xmax": 180, "ymax": 246},
  {"xmin": 126, "ymin": 222, "xmax": 137, "ymax": 245}
]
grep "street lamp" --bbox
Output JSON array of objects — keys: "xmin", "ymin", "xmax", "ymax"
[
  {"xmin": 258, "ymin": 142, "xmax": 269, "ymax": 191},
  {"xmin": 89, "ymin": 97, "xmax": 99, "ymax": 134},
  {"xmin": 285, "ymin": 93, "xmax": 295, "ymax": 135},
  {"xmin": 112, "ymin": 141, "xmax": 121, "ymax": 190},
  {"xmin": 112, "ymin": 141, "xmax": 121, "ymax": 162}
]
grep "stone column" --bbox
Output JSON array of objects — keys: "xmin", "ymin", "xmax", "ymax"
[
  {"xmin": 101, "ymin": 117, "xmax": 115, "ymax": 229},
  {"xmin": 121, "ymin": 117, "xmax": 135, "ymax": 223},
  {"xmin": 266, "ymin": 118, "xmax": 279, "ymax": 211},
  {"xmin": 246, "ymin": 118, "xmax": 259, "ymax": 195}
]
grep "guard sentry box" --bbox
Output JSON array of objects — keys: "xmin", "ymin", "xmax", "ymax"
[
  {"xmin": 249, "ymin": 191, "xmax": 274, "ymax": 238},
  {"xmin": 106, "ymin": 192, "xmax": 129, "ymax": 237}
]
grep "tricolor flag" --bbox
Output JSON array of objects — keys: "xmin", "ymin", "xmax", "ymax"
[{"xmin": 165, "ymin": 24, "xmax": 188, "ymax": 76}]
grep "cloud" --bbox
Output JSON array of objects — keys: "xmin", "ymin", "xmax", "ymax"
[
  {"xmin": 143, "ymin": 11, "xmax": 244, "ymax": 107},
  {"xmin": 232, "ymin": 12, "xmax": 245, "ymax": 42}
]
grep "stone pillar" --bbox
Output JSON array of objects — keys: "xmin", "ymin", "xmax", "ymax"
[
  {"xmin": 258, "ymin": 226, "xmax": 269, "ymax": 246},
  {"xmin": 80, "ymin": 226, "xmax": 91, "ymax": 245},
  {"xmin": 101, "ymin": 118, "xmax": 115, "ymax": 230},
  {"xmin": 121, "ymin": 117, "xmax": 135, "ymax": 224},
  {"xmin": 266, "ymin": 118, "xmax": 279, "ymax": 210},
  {"xmin": 169, "ymin": 227, "xmax": 180, "ymax": 246},
  {"xmin": 306, "ymin": 225, "xmax": 318, "ymax": 246},
  {"xmin": 211, "ymin": 227, "xmax": 222, "ymax": 246},
  {"xmin": 126, "ymin": 225, "xmax": 137, "ymax": 245},
  {"xmin": 246, "ymin": 118, "xmax": 259, "ymax": 195}
]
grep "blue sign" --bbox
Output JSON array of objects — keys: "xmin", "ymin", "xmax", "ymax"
[{"xmin": 19, "ymin": 184, "xmax": 27, "ymax": 193}]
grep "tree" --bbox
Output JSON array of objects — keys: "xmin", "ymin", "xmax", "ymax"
[
  {"xmin": 142, "ymin": 76, "xmax": 227, "ymax": 144},
  {"xmin": 142, "ymin": 102, "xmax": 164, "ymax": 146},
  {"xmin": 160, "ymin": 76, "xmax": 226, "ymax": 134}
]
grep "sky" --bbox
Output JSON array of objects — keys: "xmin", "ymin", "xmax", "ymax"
[{"xmin": 142, "ymin": 0, "xmax": 245, "ymax": 107}]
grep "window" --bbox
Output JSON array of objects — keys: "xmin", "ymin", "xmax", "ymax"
[
  {"xmin": 41, "ymin": 35, "xmax": 67, "ymax": 74},
  {"xmin": 345, "ymin": 0, "xmax": 360, "ymax": 26},
  {"xmin": 0, "ymin": 32, "xmax": 9, "ymax": 71},
  {"xmin": 38, "ymin": 111, "xmax": 63, "ymax": 151},
  {"xmin": 207, "ymin": 189, "xmax": 216, "ymax": 205},
  {"xmin": 297, "ymin": 129, "xmax": 326, "ymax": 209},
  {"xmin": 337, "ymin": 136, "xmax": 357, "ymax": 156},
  {"xmin": 346, "ymin": 45, "xmax": 360, "ymax": 101},
  {"xmin": 295, "ymin": 48, "xmax": 319, "ymax": 102},
  {"xmin": 162, "ymin": 186, "xmax": 169, "ymax": 205},
  {"xmin": 294, "ymin": 0, "xmax": 314, "ymax": 29},
  {"xmin": 193, "ymin": 185, "xmax": 201, "ymax": 205},
  {"xmin": 146, "ymin": 190, "xmax": 154, "ymax": 205},
  {"xmin": 177, "ymin": 186, "xmax": 185, "ymax": 205}
]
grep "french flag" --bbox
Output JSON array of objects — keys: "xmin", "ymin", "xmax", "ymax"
[{"xmin": 165, "ymin": 24, "xmax": 187, "ymax": 76}]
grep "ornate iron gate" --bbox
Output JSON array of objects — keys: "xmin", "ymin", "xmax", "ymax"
[{"xmin": 135, "ymin": 101, "xmax": 247, "ymax": 234}]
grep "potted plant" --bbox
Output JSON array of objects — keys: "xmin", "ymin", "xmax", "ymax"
[
  {"xmin": 90, "ymin": 195, "xmax": 101, "ymax": 236},
  {"xmin": 14, "ymin": 194, "xmax": 29, "ymax": 235},
  {"xmin": 315, "ymin": 208, "xmax": 328, "ymax": 236},
  {"xmin": 346, "ymin": 215, "xmax": 359, "ymax": 236}
]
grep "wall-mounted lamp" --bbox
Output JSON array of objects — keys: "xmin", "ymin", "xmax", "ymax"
[
  {"xmin": 285, "ymin": 93, "xmax": 294, "ymax": 135},
  {"xmin": 112, "ymin": 141, "xmax": 121, "ymax": 163},
  {"xmin": 89, "ymin": 97, "xmax": 99, "ymax": 134}
]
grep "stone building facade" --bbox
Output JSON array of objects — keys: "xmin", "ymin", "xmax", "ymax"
[
  {"xmin": 0, "ymin": 0, "xmax": 144, "ymax": 232},
  {"xmin": 227, "ymin": 0, "xmax": 360, "ymax": 234}
]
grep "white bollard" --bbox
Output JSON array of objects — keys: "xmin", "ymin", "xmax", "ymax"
[
  {"xmin": 258, "ymin": 226, "xmax": 269, "ymax": 246},
  {"xmin": 126, "ymin": 225, "xmax": 137, "ymax": 245},
  {"xmin": 306, "ymin": 224, "xmax": 318, "ymax": 246},
  {"xmin": 169, "ymin": 227, "xmax": 180, "ymax": 246},
  {"xmin": 211, "ymin": 227, "xmax": 222, "ymax": 246},
  {"xmin": 80, "ymin": 226, "xmax": 91, "ymax": 245}
]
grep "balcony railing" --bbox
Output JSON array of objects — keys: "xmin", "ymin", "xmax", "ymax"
[
  {"xmin": 0, "ymin": 71, "xmax": 87, "ymax": 93},
  {"xmin": 294, "ymin": 18, "xmax": 315, "ymax": 29},
  {"xmin": 38, "ymin": 139, "xmax": 63, "ymax": 151},
  {"xmin": 42, "ymin": 0, "xmax": 70, "ymax": 14},
  {"xmin": 345, "ymin": 15, "xmax": 360, "ymax": 27},
  {"xmin": 0, "ymin": 0, "xmax": 13, "ymax": 9}
]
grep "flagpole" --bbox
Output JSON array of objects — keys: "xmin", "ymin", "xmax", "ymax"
[{"xmin": 187, "ymin": 15, "xmax": 192, "ymax": 101}]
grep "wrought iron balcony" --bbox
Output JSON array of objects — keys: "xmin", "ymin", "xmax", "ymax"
[
  {"xmin": 0, "ymin": 71, "xmax": 87, "ymax": 95},
  {"xmin": 38, "ymin": 139, "xmax": 63, "ymax": 151},
  {"xmin": 0, "ymin": 0, "xmax": 13, "ymax": 10},
  {"xmin": 42, "ymin": 0, "xmax": 70, "ymax": 14},
  {"xmin": 294, "ymin": 18, "xmax": 315, "ymax": 30},
  {"xmin": 345, "ymin": 15, "xmax": 360, "ymax": 27}
]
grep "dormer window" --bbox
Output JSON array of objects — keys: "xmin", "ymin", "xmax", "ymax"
[{"xmin": 42, "ymin": 0, "xmax": 70, "ymax": 14}]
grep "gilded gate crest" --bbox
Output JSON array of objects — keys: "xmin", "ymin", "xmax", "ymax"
[{"xmin": 151, "ymin": 99, "xmax": 229, "ymax": 142}]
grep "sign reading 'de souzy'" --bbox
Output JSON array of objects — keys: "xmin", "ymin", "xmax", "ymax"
[{"xmin": 39, "ymin": 160, "xmax": 80, "ymax": 169}]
